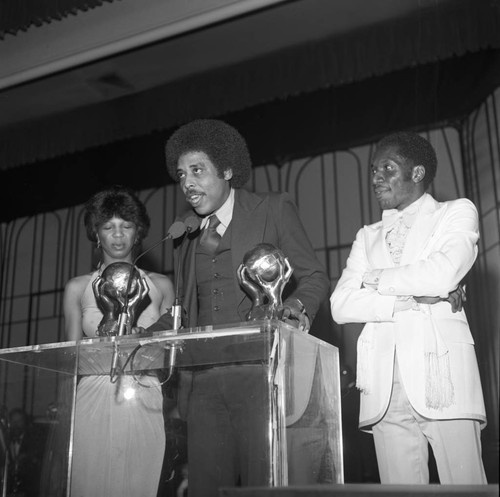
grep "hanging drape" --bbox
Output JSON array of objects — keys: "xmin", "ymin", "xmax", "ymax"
[
  {"xmin": 0, "ymin": 0, "xmax": 120, "ymax": 39},
  {"xmin": 0, "ymin": 0, "xmax": 499, "ymax": 170}
]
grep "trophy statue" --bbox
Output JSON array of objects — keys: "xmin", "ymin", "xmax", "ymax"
[
  {"xmin": 92, "ymin": 262, "xmax": 149, "ymax": 336},
  {"xmin": 237, "ymin": 243, "xmax": 293, "ymax": 321}
]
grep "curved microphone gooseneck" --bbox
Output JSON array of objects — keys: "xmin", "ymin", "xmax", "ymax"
[{"xmin": 109, "ymin": 220, "xmax": 187, "ymax": 381}]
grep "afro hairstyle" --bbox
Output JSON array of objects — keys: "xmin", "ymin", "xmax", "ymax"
[{"xmin": 165, "ymin": 119, "xmax": 252, "ymax": 188}]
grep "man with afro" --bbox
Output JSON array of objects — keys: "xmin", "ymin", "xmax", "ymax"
[{"xmin": 149, "ymin": 119, "xmax": 330, "ymax": 496}]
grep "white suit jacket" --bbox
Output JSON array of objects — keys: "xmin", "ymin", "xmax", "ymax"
[{"xmin": 330, "ymin": 193, "xmax": 486, "ymax": 429}]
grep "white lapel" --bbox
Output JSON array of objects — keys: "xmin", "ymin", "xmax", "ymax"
[
  {"xmin": 400, "ymin": 194, "xmax": 447, "ymax": 264},
  {"xmin": 364, "ymin": 221, "xmax": 395, "ymax": 268}
]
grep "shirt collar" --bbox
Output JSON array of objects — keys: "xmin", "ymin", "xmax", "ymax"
[
  {"xmin": 200, "ymin": 188, "xmax": 235, "ymax": 233},
  {"xmin": 382, "ymin": 193, "xmax": 427, "ymax": 229}
]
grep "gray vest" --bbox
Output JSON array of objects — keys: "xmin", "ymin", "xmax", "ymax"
[{"xmin": 195, "ymin": 223, "xmax": 240, "ymax": 326}]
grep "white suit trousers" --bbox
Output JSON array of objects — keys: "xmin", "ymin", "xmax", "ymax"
[{"xmin": 372, "ymin": 357, "xmax": 487, "ymax": 484}]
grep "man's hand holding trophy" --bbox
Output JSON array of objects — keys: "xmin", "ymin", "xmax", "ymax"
[{"xmin": 237, "ymin": 243, "xmax": 310, "ymax": 332}]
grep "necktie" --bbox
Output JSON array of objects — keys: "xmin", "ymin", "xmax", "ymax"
[{"xmin": 199, "ymin": 215, "xmax": 222, "ymax": 253}]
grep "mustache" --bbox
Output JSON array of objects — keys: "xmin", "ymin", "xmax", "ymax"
[{"xmin": 185, "ymin": 188, "xmax": 203, "ymax": 195}]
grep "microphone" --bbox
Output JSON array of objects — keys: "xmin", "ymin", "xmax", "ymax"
[
  {"xmin": 168, "ymin": 220, "xmax": 190, "ymax": 238},
  {"xmin": 171, "ymin": 215, "xmax": 201, "ymax": 330},
  {"xmin": 184, "ymin": 215, "xmax": 201, "ymax": 234},
  {"xmin": 167, "ymin": 214, "xmax": 201, "ymax": 381},
  {"xmin": 110, "ymin": 220, "xmax": 187, "ymax": 381},
  {"xmin": 116, "ymin": 312, "xmax": 129, "ymax": 338},
  {"xmin": 164, "ymin": 341, "xmax": 179, "ymax": 384},
  {"xmin": 133, "ymin": 220, "xmax": 186, "ymax": 266},
  {"xmin": 110, "ymin": 341, "xmax": 120, "ymax": 382}
]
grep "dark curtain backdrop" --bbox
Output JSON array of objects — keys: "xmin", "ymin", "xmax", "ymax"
[
  {"xmin": 0, "ymin": 0, "xmax": 119, "ymax": 39},
  {"xmin": 2, "ymin": 0, "xmax": 499, "ymax": 173},
  {"xmin": 1, "ymin": 48, "xmax": 499, "ymax": 223}
]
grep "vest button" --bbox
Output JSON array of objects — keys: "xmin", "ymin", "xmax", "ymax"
[
  {"xmin": 212, "ymin": 257, "xmax": 217, "ymax": 263},
  {"xmin": 214, "ymin": 273, "xmax": 220, "ymax": 279},
  {"xmin": 212, "ymin": 288, "xmax": 219, "ymax": 294},
  {"xmin": 213, "ymin": 306, "xmax": 220, "ymax": 311}
]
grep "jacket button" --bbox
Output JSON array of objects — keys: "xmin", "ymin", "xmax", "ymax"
[{"xmin": 213, "ymin": 306, "xmax": 220, "ymax": 312}]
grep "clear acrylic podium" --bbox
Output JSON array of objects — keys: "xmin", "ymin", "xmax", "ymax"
[{"xmin": 0, "ymin": 319, "xmax": 343, "ymax": 496}]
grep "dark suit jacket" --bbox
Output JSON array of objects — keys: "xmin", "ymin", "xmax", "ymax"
[{"xmin": 149, "ymin": 188, "xmax": 330, "ymax": 331}]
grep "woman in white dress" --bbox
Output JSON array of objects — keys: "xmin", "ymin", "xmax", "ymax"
[{"xmin": 63, "ymin": 186, "xmax": 174, "ymax": 497}]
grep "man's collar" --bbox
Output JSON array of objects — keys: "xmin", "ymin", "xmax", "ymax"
[
  {"xmin": 382, "ymin": 193, "xmax": 427, "ymax": 229},
  {"xmin": 200, "ymin": 188, "xmax": 235, "ymax": 230}
]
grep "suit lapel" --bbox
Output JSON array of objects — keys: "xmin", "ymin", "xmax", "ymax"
[
  {"xmin": 178, "ymin": 190, "xmax": 268, "ymax": 323},
  {"xmin": 175, "ymin": 211, "xmax": 202, "ymax": 327},
  {"xmin": 363, "ymin": 195, "xmax": 445, "ymax": 268},
  {"xmin": 364, "ymin": 222, "xmax": 395, "ymax": 268},
  {"xmin": 181, "ymin": 233, "xmax": 200, "ymax": 326},
  {"xmin": 230, "ymin": 189, "xmax": 267, "ymax": 308},
  {"xmin": 400, "ymin": 194, "xmax": 445, "ymax": 265}
]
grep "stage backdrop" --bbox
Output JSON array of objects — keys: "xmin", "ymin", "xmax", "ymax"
[{"xmin": 0, "ymin": 88, "xmax": 499, "ymax": 482}]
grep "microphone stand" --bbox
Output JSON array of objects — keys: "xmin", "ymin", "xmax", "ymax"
[
  {"xmin": 165, "ymin": 216, "xmax": 200, "ymax": 382},
  {"xmin": 164, "ymin": 244, "xmax": 185, "ymax": 381},
  {"xmin": 109, "ymin": 262, "xmax": 135, "ymax": 382},
  {"xmin": 171, "ymin": 251, "xmax": 184, "ymax": 332},
  {"xmin": 109, "ymin": 221, "xmax": 187, "ymax": 382}
]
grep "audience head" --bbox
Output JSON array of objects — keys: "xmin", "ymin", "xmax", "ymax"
[{"xmin": 9, "ymin": 408, "xmax": 29, "ymax": 438}]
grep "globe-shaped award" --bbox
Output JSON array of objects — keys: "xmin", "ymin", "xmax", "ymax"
[
  {"xmin": 92, "ymin": 262, "xmax": 149, "ymax": 336},
  {"xmin": 237, "ymin": 243, "xmax": 293, "ymax": 321}
]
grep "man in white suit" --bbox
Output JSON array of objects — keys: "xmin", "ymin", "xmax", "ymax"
[{"xmin": 330, "ymin": 132, "xmax": 487, "ymax": 484}]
